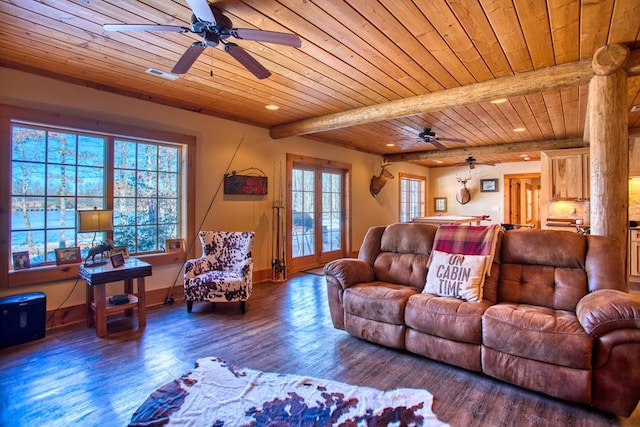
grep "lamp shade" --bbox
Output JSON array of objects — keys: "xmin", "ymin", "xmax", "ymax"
[{"xmin": 77, "ymin": 209, "xmax": 113, "ymax": 233}]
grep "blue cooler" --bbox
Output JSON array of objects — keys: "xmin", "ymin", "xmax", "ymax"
[{"xmin": 0, "ymin": 292, "xmax": 46, "ymax": 348}]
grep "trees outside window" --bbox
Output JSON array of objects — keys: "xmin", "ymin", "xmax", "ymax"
[
  {"xmin": 399, "ymin": 173, "xmax": 426, "ymax": 222},
  {"xmin": 10, "ymin": 122, "xmax": 183, "ymax": 266}
]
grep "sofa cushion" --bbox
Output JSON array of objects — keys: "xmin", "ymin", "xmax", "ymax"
[
  {"xmin": 343, "ymin": 282, "xmax": 418, "ymax": 325},
  {"xmin": 424, "ymin": 250, "xmax": 488, "ymax": 301},
  {"xmin": 371, "ymin": 223, "xmax": 437, "ymax": 289},
  {"xmin": 501, "ymin": 229, "xmax": 586, "ymax": 268},
  {"xmin": 483, "ymin": 303, "xmax": 593, "ymax": 369},
  {"xmin": 405, "ymin": 293, "xmax": 491, "ymax": 344},
  {"xmin": 499, "ymin": 230, "xmax": 589, "ymax": 310},
  {"xmin": 499, "ymin": 264, "xmax": 588, "ymax": 311}
]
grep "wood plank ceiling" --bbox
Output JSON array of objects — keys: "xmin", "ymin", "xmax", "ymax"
[{"xmin": 1, "ymin": 0, "xmax": 639, "ymax": 167}]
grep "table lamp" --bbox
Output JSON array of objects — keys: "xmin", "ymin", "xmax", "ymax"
[{"xmin": 77, "ymin": 208, "xmax": 113, "ymax": 266}]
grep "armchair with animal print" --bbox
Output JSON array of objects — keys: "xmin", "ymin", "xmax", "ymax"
[{"xmin": 184, "ymin": 231, "xmax": 255, "ymax": 313}]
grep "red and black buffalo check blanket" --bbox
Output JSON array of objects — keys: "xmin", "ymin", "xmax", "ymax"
[{"xmin": 429, "ymin": 224, "xmax": 501, "ymax": 272}]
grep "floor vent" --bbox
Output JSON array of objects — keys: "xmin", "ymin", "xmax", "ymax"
[{"xmin": 145, "ymin": 68, "xmax": 179, "ymax": 81}]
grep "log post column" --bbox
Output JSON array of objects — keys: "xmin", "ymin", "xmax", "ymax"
[{"xmin": 588, "ymin": 44, "xmax": 629, "ymax": 263}]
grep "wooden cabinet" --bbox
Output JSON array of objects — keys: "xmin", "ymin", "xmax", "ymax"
[
  {"xmin": 542, "ymin": 148, "xmax": 590, "ymax": 200},
  {"xmin": 630, "ymin": 138, "xmax": 640, "ymax": 176},
  {"xmin": 631, "ymin": 230, "xmax": 640, "ymax": 278}
]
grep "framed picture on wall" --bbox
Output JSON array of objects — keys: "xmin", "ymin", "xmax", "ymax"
[
  {"xmin": 434, "ymin": 197, "xmax": 447, "ymax": 212},
  {"xmin": 480, "ymin": 179, "xmax": 499, "ymax": 192}
]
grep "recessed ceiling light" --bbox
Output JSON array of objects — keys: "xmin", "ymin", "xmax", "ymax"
[
  {"xmin": 434, "ymin": 160, "xmax": 443, "ymax": 164},
  {"xmin": 491, "ymin": 98, "xmax": 507, "ymax": 104},
  {"xmin": 265, "ymin": 104, "xmax": 280, "ymax": 110},
  {"xmin": 513, "ymin": 127, "xmax": 526, "ymax": 132},
  {"xmin": 386, "ymin": 143, "xmax": 395, "ymax": 147}
]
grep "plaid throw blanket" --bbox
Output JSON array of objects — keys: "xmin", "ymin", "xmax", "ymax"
[{"xmin": 428, "ymin": 224, "xmax": 501, "ymax": 274}]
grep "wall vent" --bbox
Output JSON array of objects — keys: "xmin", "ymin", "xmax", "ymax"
[{"xmin": 145, "ymin": 68, "xmax": 179, "ymax": 81}]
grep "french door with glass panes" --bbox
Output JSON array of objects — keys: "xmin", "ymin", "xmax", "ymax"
[{"xmin": 288, "ymin": 157, "xmax": 348, "ymax": 272}]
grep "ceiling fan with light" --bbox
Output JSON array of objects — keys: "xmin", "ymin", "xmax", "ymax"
[
  {"xmin": 454, "ymin": 156, "xmax": 496, "ymax": 170},
  {"xmin": 414, "ymin": 128, "xmax": 466, "ymax": 151},
  {"xmin": 103, "ymin": 0, "xmax": 302, "ymax": 79}
]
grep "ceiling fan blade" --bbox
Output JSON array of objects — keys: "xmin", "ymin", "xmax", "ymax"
[
  {"xmin": 103, "ymin": 24, "xmax": 192, "ymax": 33},
  {"xmin": 171, "ymin": 42, "xmax": 206, "ymax": 74},
  {"xmin": 186, "ymin": 0, "xmax": 217, "ymax": 24},
  {"xmin": 429, "ymin": 139, "xmax": 447, "ymax": 151},
  {"xmin": 225, "ymin": 44, "xmax": 271, "ymax": 79},
  {"xmin": 232, "ymin": 29, "xmax": 302, "ymax": 48}
]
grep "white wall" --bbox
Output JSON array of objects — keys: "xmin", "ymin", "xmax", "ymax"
[
  {"xmin": 428, "ymin": 161, "xmax": 542, "ymax": 223},
  {"xmin": 0, "ymin": 68, "xmax": 429, "ymax": 308}
]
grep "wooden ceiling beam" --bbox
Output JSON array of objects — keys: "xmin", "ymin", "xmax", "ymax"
[
  {"xmin": 270, "ymin": 60, "xmax": 594, "ymax": 139},
  {"xmin": 384, "ymin": 138, "xmax": 587, "ymax": 162}
]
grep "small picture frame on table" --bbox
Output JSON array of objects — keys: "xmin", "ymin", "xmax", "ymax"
[
  {"xmin": 55, "ymin": 247, "xmax": 81, "ymax": 265},
  {"xmin": 110, "ymin": 245, "xmax": 129, "ymax": 258},
  {"xmin": 480, "ymin": 179, "xmax": 499, "ymax": 192},
  {"xmin": 12, "ymin": 251, "xmax": 31, "ymax": 270},
  {"xmin": 434, "ymin": 197, "xmax": 447, "ymax": 213},
  {"xmin": 165, "ymin": 238, "xmax": 184, "ymax": 253},
  {"xmin": 110, "ymin": 252, "xmax": 125, "ymax": 268}
]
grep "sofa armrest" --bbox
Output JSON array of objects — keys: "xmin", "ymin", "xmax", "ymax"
[
  {"xmin": 576, "ymin": 289, "xmax": 640, "ymax": 337},
  {"xmin": 324, "ymin": 259, "xmax": 375, "ymax": 290},
  {"xmin": 184, "ymin": 257, "xmax": 212, "ymax": 280}
]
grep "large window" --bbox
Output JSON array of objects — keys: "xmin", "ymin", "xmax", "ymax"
[
  {"xmin": 399, "ymin": 173, "xmax": 426, "ymax": 222},
  {"xmin": 113, "ymin": 140, "xmax": 180, "ymax": 253},
  {"xmin": 11, "ymin": 125, "xmax": 107, "ymax": 264},
  {"xmin": 4, "ymin": 107, "xmax": 194, "ymax": 278}
]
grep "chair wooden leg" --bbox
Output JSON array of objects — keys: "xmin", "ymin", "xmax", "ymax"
[
  {"xmin": 187, "ymin": 300, "xmax": 193, "ymax": 313},
  {"xmin": 240, "ymin": 301, "xmax": 246, "ymax": 314}
]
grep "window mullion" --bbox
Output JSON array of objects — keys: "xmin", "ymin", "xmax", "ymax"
[{"xmin": 105, "ymin": 136, "xmax": 115, "ymax": 242}]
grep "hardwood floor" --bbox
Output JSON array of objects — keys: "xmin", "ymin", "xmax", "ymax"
[{"xmin": 1, "ymin": 273, "xmax": 638, "ymax": 426}]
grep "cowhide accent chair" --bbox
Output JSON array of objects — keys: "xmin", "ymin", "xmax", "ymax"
[{"xmin": 184, "ymin": 231, "xmax": 255, "ymax": 313}]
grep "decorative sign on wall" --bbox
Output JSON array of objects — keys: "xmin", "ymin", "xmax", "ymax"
[{"xmin": 224, "ymin": 169, "xmax": 268, "ymax": 195}]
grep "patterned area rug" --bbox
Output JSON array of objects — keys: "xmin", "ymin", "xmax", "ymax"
[{"xmin": 129, "ymin": 357, "xmax": 447, "ymax": 426}]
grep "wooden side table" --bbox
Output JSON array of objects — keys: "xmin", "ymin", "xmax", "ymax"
[{"xmin": 80, "ymin": 258, "xmax": 152, "ymax": 337}]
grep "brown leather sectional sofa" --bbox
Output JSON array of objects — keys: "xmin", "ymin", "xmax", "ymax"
[{"xmin": 324, "ymin": 222, "xmax": 640, "ymax": 416}]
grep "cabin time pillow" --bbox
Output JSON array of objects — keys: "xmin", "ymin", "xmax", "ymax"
[{"xmin": 424, "ymin": 250, "xmax": 489, "ymax": 302}]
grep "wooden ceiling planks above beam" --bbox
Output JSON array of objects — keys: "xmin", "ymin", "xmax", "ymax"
[{"xmin": 270, "ymin": 60, "xmax": 594, "ymax": 139}]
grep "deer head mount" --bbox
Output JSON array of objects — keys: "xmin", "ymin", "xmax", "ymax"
[
  {"xmin": 370, "ymin": 162, "xmax": 394, "ymax": 197},
  {"xmin": 455, "ymin": 172, "xmax": 472, "ymax": 205}
]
